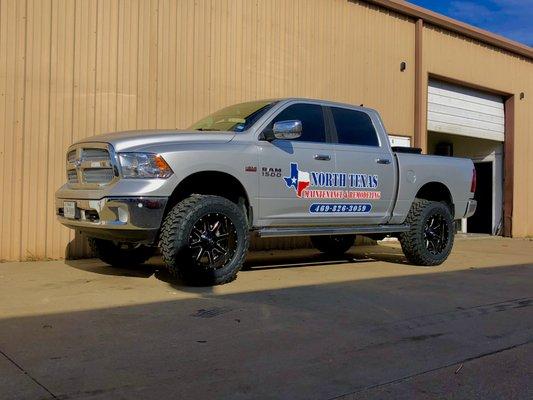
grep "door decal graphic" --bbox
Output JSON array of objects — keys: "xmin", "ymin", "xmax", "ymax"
[
  {"xmin": 283, "ymin": 162, "xmax": 381, "ymax": 200},
  {"xmin": 284, "ymin": 163, "xmax": 310, "ymax": 197}
]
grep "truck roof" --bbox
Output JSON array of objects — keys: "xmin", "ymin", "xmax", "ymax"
[{"xmin": 272, "ymin": 97, "xmax": 378, "ymax": 114}]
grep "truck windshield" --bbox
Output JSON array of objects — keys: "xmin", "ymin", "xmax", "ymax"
[{"xmin": 189, "ymin": 100, "xmax": 278, "ymax": 132}]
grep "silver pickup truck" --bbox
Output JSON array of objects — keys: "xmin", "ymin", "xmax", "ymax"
[{"xmin": 56, "ymin": 98, "xmax": 477, "ymax": 285}]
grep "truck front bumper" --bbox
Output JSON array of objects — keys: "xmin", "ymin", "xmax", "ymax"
[
  {"xmin": 464, "ymin": 199, "xmax": 477, "ymax": 219},
  {"xmin": 55, "ymin": 197, "xmax": 168, "ymax": 244}
]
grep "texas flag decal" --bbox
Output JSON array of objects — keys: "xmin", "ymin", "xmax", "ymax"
[{"xmin": 284, "ymin": 163, "xmax": 310, "ymax": 197}]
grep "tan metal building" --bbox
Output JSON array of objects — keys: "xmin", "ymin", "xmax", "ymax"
[{"xmin": 1, "ymin": 0, "xmax": 532, "ymax": 260}]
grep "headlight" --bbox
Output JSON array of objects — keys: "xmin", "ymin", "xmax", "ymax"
[{"xmin": 118, "ymin": 153, "xmax": 173, "ymax": 179}]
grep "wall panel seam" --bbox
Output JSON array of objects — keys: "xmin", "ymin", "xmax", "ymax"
[
  {"xmin": 114, "ymin": 0, "xmax": 121, "ymax": 132},
  {"xmin": 44, "ymin": 0, "xmax": 54, "ymax": 255},
  {"xmin": 155, "ymin": 0, "xmax": 159, "ymax": 128},
  {"xmin": 70, "ymin": 0, "xmax": 77, "ymax": 146},
  {"xmin": 93, "ymin": 0, "xmax": 99, "ymax": 137},
  {"xmin": 18, "ymin": 0, "xmax": 29, "ymax": 259}
]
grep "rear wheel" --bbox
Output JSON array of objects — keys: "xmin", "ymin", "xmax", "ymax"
[
  {"xmin": 159, "ymin": 194, "xmax": 249, "ymax": 285},
  {"xmin": 399, "ymin": 199, "xmax": 454, "ymax": 266},
  {"xmin": 88, "ymin": 238, "xmax": 155, "ymax": 267},
  {"xmin": 310, "ymin": 235, "xmax": 356, "ymax": 256}
]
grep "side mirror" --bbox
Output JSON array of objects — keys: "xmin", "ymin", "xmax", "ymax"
[{"xmin": 272, "ymin": 120, "xmax": 302, "ymax": 140}]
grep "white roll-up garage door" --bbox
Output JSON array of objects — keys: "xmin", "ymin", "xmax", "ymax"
[
  {"xmin": 388, "ymin": 135, "xmax": 411, "ymax": 147},
  {"xmin": 427, "ymin": 80, "xmax": 504, "ymax": 142}
]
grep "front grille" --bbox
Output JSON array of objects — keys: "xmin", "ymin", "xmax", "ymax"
[
  {"xmin": 66, "ymin": 143, "xmax": 117, "ymax": 188},
  {"xmin": 67, "ymin": 150, "xmax": 77, "ymax": 163},
  {"xmin": 83, "ymin": 168, "xmax": 114, "ymax": 183},
  {"xmin": 82, "ymin": 148, "xmax": 109, "ymax": 161},
  {"xmin": 67, "ymin": 169, "xmax": 79, "ymax": 184}
]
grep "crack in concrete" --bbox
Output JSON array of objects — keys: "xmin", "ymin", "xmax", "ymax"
[
  {"xmin": 329, "ymin": 339, "xmax": 533, "ymax": 400},
  {"xmin": 0, "ymin": 348, "xmax": 58, "ymax": 399}
]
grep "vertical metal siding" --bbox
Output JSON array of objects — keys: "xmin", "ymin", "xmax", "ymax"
[
  {"xmin": 0, "ymin": 0, "xmax": 414, "ymax": 260},
  {"xmin": 0, "ymin": 0, "xmax": 27, "ymax": 261},
  {"xmin": 2, "ymin": 0, "xmax": 532, "ymax": 260}
]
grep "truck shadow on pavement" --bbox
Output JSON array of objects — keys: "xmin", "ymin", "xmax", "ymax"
[
  {"xmin": 64, "ymin": 245, "xmax": 406, "ymax": 286},
  {"xmin": 65, "ymin": 259, "xmax": 157, "ymax": 279}
]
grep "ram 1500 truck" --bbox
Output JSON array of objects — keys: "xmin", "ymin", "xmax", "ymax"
[{"xmin": 56, "ymin": 98, "xmax": 477, "ymax": 285}]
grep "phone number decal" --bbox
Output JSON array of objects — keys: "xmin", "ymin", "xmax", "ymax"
[{"xmin": 309, "ymin": 203, "xmax": 372, "ymax": 213}]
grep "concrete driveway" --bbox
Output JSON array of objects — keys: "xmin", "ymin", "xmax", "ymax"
[{"xmin": 1, "ymin": 237, "xmax": 532, "ymax": 400}]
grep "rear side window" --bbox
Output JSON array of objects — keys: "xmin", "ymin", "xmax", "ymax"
[
  {"xmin": 267, "ymin": 103, "xmax": 326, "ymax": 143},
  {"xmin": 330, "ymin": 107, "xmax": 379, "ymax": 147}
]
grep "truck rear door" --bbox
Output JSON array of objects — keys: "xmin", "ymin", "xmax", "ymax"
[{"xmin": 326, "ymin": 106, "xmax": 396, "ymax": 224}]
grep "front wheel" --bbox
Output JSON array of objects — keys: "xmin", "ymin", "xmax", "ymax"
[
  {"xmin": 159, "ymin": 194, "xmax": 249, "ymax": 285},
  {"xmin": 88, "ymin": 238, "xmax": 156, "ymax": 267},
  {"xmin": 310, "ymin": 235, "xmax": 356, "ymax": 256},
  {"xmin": 399, "ymin": 199, "xmax": 454, "ymax": 266}
]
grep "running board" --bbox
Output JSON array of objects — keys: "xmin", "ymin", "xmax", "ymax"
[{"xmin": 257, "ymin": 224, "xmax": 410, "ymax": 238}]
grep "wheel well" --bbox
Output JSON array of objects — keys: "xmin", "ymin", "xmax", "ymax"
[
  {"xmin": 415, "ymin": 182, "xmax": 454, "ymax": 213},
  {"xmin": 166, "ymin": 171, "xmax": 251, "ymax": 222}
]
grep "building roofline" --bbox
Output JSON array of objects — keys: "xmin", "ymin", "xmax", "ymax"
[{"xmin": 362, "ymin": 0, "xmax": 533, "ymax": 60}]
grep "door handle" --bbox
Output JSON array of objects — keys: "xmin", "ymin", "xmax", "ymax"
[
  {"xmin": 314, "ymin": 154, "xmax": 331, "ymax": 161},
  {"xmin": 375, "ymin": 158, "xmax": 391, "ymax": 165}
]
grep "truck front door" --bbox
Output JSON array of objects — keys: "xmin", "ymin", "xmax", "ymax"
[{"xmin": 256, "ymin": 102, "xmax": 336, "ymax": 226}]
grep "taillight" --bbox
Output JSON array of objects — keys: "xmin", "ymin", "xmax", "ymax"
[{"xmin": 470, "ymin": 167, "xmax": 477, "ymax": 193}]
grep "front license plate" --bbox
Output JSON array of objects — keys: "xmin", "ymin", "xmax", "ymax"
[{"xmin": 63, "ymin": 201, "xmax": 77, "ymax": 219}]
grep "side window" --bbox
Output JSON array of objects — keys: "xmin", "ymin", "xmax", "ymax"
[
  {"xmin": 267, "ymin": 103, "xmax": 326, "ymax": 143},
  {"xmin": 330, "ymin": 107, "xmax": 379, "ymax": 147}
]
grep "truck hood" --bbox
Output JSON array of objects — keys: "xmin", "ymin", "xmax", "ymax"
[{"xmin": 80, "ymin": 129, "xmax": 236, "ymax": 152}]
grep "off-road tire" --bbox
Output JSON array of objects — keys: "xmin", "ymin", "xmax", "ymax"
[
  {"xmin": 88, "ymin": 238, "xmax": 155, "ymax": 267},
  {"xmin": 399, "ymin": 199, "xmax": 454, "ymax": 266},
  {"xmin": 310, "ymin": 235, "xmax": 356, "ymax": 256},
  {"xmin": 159, "ymin": 194, "xmax": 249, "ymax": 285}
]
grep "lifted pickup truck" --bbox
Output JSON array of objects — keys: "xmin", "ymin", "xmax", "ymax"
[{"xmin": 56, "ymin": 98, "xmax": 477, "ymax": 285}]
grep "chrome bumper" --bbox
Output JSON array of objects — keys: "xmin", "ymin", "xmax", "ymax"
[
  {"xmin": 464, "ymin": 199, "xmax": 477, "ymax": 218},
  {"xmin": 56, "ymin": 197, "xmax": 168, "ymax": 243}
]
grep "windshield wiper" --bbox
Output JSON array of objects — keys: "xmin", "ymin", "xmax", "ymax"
[{"xmin": 195, "ymin": 128, "xmax": 221, "ymax": 131}]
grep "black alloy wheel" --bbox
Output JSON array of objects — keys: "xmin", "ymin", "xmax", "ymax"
[
  {"xmin": 399, "ymin": 199, "xmax": 454, "ymax": 266},
  {"xmin": 188, "ymin": 213, "xmax": 237, "ymax": 270},
  {"xmin": 423, "ymin": 213, "xmax": 449, "ymax": 255},
  {"xmin": 159, "ymin": 194, "xmax": 249, "ymax": 285}
]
